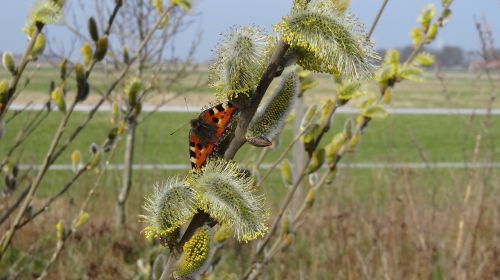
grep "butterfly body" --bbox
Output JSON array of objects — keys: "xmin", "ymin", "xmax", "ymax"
[{"xmin": 189, "ymin": 102, "xmax": 238, "ymax": 170}]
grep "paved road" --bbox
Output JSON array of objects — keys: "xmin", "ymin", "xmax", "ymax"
[
  {"xmin": 9, "ymin": 104, "xmax": 500, "ymax": 115},
  {"xmin": 18, "ymin": 162, "xmax": 500, "ymax": 171}
]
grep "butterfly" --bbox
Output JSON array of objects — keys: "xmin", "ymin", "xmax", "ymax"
[{"xmin": 189, "ymin": 101, "xmax": 239, "ymax": 170}]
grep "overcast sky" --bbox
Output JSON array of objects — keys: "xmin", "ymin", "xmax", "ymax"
[{"xmin": 1, "ymin": 0, "xmax": 499, "ymax": 61}]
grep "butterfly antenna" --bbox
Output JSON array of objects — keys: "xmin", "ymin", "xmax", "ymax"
[
  {"xmin": 169, "ymin": 122, "xmax": 189, "ymax": 136},
  {"xmin": 184, "ymin": 96, "xmax": 190, "ymax": 113},
  {"xmin": 169, "ymin": 98, "xmax": 193, "ymax": 136}
]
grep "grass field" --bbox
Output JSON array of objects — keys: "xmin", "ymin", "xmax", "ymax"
[
  {"xmin": 1, "ymin": 68, "xmax": 500, "ymax": 278},
  {"xmin": 2, "ymin": 66, "xmax": 499, "ymax": 109}
]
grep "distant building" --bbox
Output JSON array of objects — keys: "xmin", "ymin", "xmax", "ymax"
[{"xmin": 469, "ymin": 59, "xmax": 500, "ymax": 71}]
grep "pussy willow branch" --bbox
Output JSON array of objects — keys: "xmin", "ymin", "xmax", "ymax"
[
  {"xmin": 367, "ymin": 0, "xmax": 389, "ymax": 39},
  {"xmin": 172, "ymin": 40, "xmax": 292, "ymax": 255},
  {"xmin": 6, "ymin": 5, "xmax": 176, "ymax": 231},
  {"xmin": 245, "ymin": 1, "xmax": 459, "ymax": 275},
  {"xmin": 224, "ymin": 41, "xmax": 291, "ymax": 160},
  {"xmin": 0, "ymin": 2, "xmax": 130, "ymax": 258},
  {"xmin": 0, "ymin": 26, "xmax": 44, "ymax": 122},
  {"xmin": 36, "ymin": 158, "xmax": 111, "ymax": 280},
  {"xmin": 0, "ymin": 104, "xmax": 50, "ymax": 170},
  {"xmin": 245, "ymin": 103, "xmax": 338, "ymax": 270},
  {"xmin": 51, "ymin": 5, "xmax": 175, "ymax": 164},
  {"xmin": 0, "ymin": 100, "xmax": 78, "ymax": 258},
  {"xmin": 15, "ymin": 163, "xmax": 90, "ymax": 230},
  {"xmin": 406, "ymin": 0, "xmax": 454, "ymax": 64}
]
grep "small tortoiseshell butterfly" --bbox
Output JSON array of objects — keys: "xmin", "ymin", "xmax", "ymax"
[{"xmin": 189, "ymin": 101, "xmax": 239, "ymax": 170}]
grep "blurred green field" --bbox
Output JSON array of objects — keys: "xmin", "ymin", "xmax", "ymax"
[
  {"xmin": 2, "ymin": 68, "xmax": 500, "ymax": 278},
  {"xmin": 2, "ymin": 66, "xmax": 499, "ymax": 108},
  {"xmin": 1, "ymin": 110, "xmax": 498, "ymax": 199}
]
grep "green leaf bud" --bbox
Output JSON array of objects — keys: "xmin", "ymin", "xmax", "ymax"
[
  {"xmin": 281, "ymin": 214, "xmax": 292, "ymax": 235},
  {"xmin": 384, "ymin": 49, "xmax": 400, "ymax": 65},
  {"xmin": 88, "ymin": 17, "xmax": 99, "ymax": 42},
  {"xmin": 426, "ymin": 23, "xmax": 438, "ymax": 42},
  {"xmin": 325, "ymin": 132, "xmax": 347, "ymax": 163},
  {"xmin": 74, "ymin": 63, "xmax": 86, "ymax": 86},
  {"xmin": 410, "ymin": 28, "xmax": 423, "ymax": 46},
  {"xmin": 51, "ymin": 86, "xmax": 66, "ymax": 113},
  {"xmin": 280, "ymin": 159, "xmax": 293, "ymax": 186},
  {"xmin": 59, "ymin": 58, "xmax": 68, "ymax": 80},
  {"xmin": 31, "ymin": 33, "xmax": 46, "ymax": 57},
  {"xmin": 300, "ymin": 123, "xmax": 321, "ymax": 153},
  {"xmin": 300, "ymin": 104, "xmax": 318, "ymax": 130},
  {"xmin": 414, "ymin": 52, "xmax": 435, "ymax": 67},
  {"xmin": 417, "ymin": 4, "xmax": 435, "ymax": 31},
  {"xmin": 172, "ymin": 0, "xmax": 192, "ymax": 11},
  {"xmin": 305, "ymin": 188, "xmax": 315, "ymax": 208},
  {"xmin": 319, "ymin": 99, "xmax": 335, "ymax": 127},
  {"xmin": 361, "ymin": 105, "xmax": 388, "ymax": 120},
  {"xmin": 122, "ymin": 47, "xmax": 130, "ymax": 64},
  {"xmin": 307, "ymin": 148, "xmax": 325, "ymax": 174},
  {"xmin": 94, "ymin": 36, "xmax": 108, "ymax": 61},
  {"xmin": 111, "ymin": 102, "xmax": 120, "ymax": 125},
  {"xmin": 81, "ymin": 43, "xmax": 93, "ymax": 66},
  {"xmin": 125, "ymin": 77, "xmax": 142, "ymax": 107},
  {"xmin": 56, "ymin": 220, "xmax": 65, "ymax": 241},
  {"xmin": 75, "ymin": 211, "xmax": 90, "ymax": 229},
  {"xmin": 76, "ymin": 81, "xmax": 90, "ymax": 103},
  {"xmin": 2, "ymin": 52, "xmax": 16, "ymax": 75},
  {"xmin": 71, "ymin": 150, "xmax": 82, "ymax": 173},
  {"xmin": 281, "ymin": 233, "xmax": 294, "ymax": 251}
]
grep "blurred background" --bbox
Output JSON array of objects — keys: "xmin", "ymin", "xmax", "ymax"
[{"xmin": 0, "ymin": 0, "xmax": 499, "ymax": 278}]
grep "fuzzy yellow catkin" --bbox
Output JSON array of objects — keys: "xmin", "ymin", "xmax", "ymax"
[
  {"xmin": 2, "ymin": 52, "xmax": 16, "ymax": 75},
  {"xmin": 177, "ymin": 226, "xmax": 210, "ymax": 277},
  {"xmin": 193, "ymin": 159, "xmax": 269, "ymax": 242},
  {"xmin": 142, "ymin": 178, "xmax": 198, "ymax": 239},
  {"xmin": 247, "ymin": 72, "xmax": 299, "ymax": 141}
]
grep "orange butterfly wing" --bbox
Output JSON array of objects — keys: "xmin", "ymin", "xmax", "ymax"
[
  {"xmin": 202, "ymin": 102, "xmax": 238, "ymax": 138},
  {"xmin": 189, "ymin": 102, "xmax": 238, "ymax": 170},
  {"xmin": 189, "ymin": 133, "xmax": 215, "ymax": 169}
]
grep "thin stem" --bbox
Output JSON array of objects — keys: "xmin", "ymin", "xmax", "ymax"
[
  {"xmin": 367, "ymin": 0, "xmax": 389, "ymax": 39},
  {"xmin": 0, "ymin": 100, "xmax": 78, "ymax": 258},
  {"xmin": 0, "ymin": 27, "xmax": 43, "ymax": 122}
]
